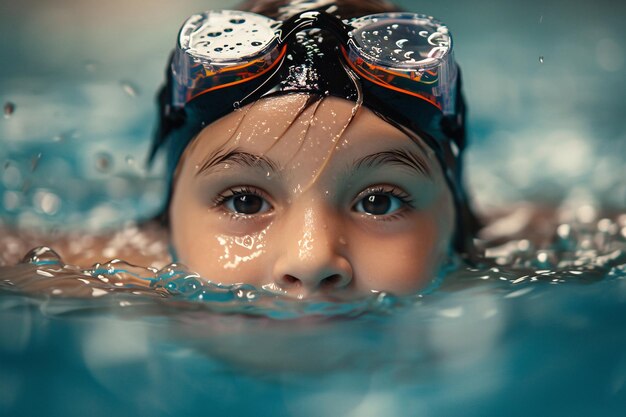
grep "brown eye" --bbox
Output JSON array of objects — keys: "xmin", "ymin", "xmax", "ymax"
[
  {"xmin": 232, "ymin": 195, "xmax": 263, "ymax": 214},
  {"xmin": 226, "ymin": 194, "xmax": 270, "ymax": 215},
  {"xmin": 354, "ymin": 193, "xmax": 402, "ymax": 215}
]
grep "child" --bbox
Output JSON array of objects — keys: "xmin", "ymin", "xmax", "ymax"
[{"xmin": 149, "ymin": 0, "xmax": 478, "ymax": 297}]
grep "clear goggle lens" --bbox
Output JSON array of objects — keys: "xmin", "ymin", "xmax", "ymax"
[
  {"xmin": 346, "ymin": 13, "xmax": 456, "ymax": 114},
  {"xmin": 172, "ymin": 10, "xmax": 283, "ymax": 106},
  {"xmin": 173, "ymin": 10, "xmax": 456, "ymax": 113}
]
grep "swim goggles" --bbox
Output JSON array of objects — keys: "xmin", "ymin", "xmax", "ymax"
[{"xmin": 171, "ymin": 9, "xmax": 457, "ymax": 115}]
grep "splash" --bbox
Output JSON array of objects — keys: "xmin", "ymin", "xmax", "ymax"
[{"xmin": 0, "ymin": 214, "xmax": 624, "ymax": 319}]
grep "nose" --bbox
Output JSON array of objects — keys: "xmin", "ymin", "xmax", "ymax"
[{"xmin": 272, "ymin": 206, "xmax": 353, "ymax": 296}]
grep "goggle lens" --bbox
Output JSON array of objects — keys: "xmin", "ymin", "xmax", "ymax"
[
  {"xmin": 173, "ymin": 11, "xmax": 281, "ymax": 106},
  {"xmin": 346, "ymin": 13, "xmax": 456, "ymax": 114}
]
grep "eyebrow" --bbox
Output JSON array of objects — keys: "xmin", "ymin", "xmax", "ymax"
[
  {"xmin": 196, "ymin": 147, "xmax": 281, "ymax": 177},
  {"xmin": 352, "ymin": 148, "xmax": 432, "ymax": 178}
]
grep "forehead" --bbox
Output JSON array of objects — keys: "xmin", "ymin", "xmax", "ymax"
[{"xmin": 186, "ymin": 94, "xmax": 434, "ymax": 168}]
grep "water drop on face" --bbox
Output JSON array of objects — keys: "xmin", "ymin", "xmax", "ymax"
[{"xmin": 3, "ymin": 102, "xmax": 15, "ymax": 118}]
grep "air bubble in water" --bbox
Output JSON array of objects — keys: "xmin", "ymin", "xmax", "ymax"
[
  {"xmin": 539, "ymin": 56, "xmax": 544, "ymax": 64},
  {"xmin": 125, "ymin": 156, "xmax": 135, "ymax": 166},
  {"xmin": 3, "ymin": 102, "xmax": 15, "ymax": 118},
  {"xmin": 95, "ymin": 152, "xmax": 113, "ymax": 173}
]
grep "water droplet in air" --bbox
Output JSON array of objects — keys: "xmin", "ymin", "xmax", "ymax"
[
  {"xmin": 95, "ymin": 152, "xmax": 113, "ymax": 173},
  {"xmin": 3, "ymin": 102, "xmax": 15, "ymax": 118},
  {"xmin": 120, "ymin": 81, "xmax": 139, "ymax": 97},
  {"xmin": 33, "ymin": 190, "xmax": 61, "ymax": 215},
  {"xmin": 31, "ymin": 152, "xmax": 42, "ymax": 172}
]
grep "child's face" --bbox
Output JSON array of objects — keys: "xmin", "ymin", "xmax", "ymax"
[{"xmin": 169, "ymin": 94, "xmax": 455, "ymax": 297}]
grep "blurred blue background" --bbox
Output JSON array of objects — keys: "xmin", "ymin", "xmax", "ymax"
[{"xmin": 1, "ymin": 0, "xmax": 625, "ymax": 230}]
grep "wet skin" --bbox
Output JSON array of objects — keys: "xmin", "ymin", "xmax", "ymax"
[{"xmin": 170, "ymin": 94, "xmax": 455, "ymax": 298}]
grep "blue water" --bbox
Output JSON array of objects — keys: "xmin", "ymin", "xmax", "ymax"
[
  {"xmin": 1, "ymin": 266, "xmax": 626, "ymax": 417},
  {"xmin": 1, "ymin": 0, "xmax": 626, "ymax": 416}
]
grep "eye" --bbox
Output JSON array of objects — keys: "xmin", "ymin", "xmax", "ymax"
[
  {"xmin": 353, "ymin": 192, "xmax": 404, "ymax": 216},
  {"xmin": 216, "ymin": 187, "xmax": 272, "ymax": 215}
]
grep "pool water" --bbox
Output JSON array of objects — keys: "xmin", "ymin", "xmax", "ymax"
[
  {"xmin": 1, "ymin": 216, "xmax": 625, "ymax": 416},
  {"xmin": 1, "ymin": 0, "xmax": 625, "ymax": 415}
]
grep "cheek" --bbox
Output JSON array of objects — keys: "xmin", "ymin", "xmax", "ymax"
[
  {"xmin": 349, "ymin": 212, "xmax": 449, "ymax": 293},
  {"xmin": 171, "ymin": 205, "xmax": 273, "ymax": 284}
]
